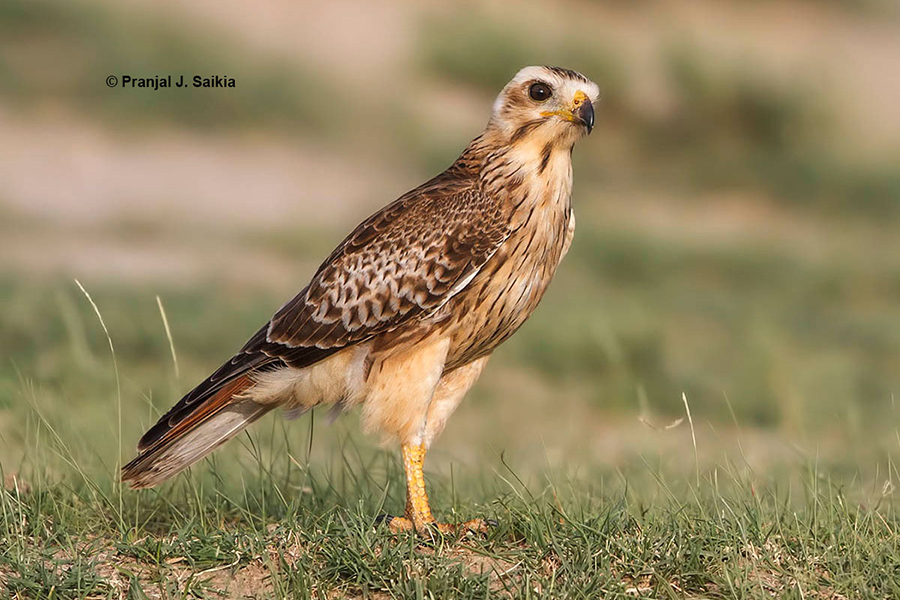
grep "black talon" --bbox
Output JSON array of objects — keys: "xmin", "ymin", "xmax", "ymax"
[{"xmin": 374, "ymin": 514, "xmax": 394, "ymax": 526}]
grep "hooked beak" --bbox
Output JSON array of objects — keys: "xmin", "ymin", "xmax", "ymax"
[
  {"xmin": 541, "ymin": 90, "xmax": 595, "ymax": 134},
  {"xmin": 572, "ymin": 91, "xmax": 594, "ymax": 134}
]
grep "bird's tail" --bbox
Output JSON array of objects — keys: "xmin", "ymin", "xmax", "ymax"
[{"xmin": 121, "ymin": 375, "xmax": 271, "ymax": 489}]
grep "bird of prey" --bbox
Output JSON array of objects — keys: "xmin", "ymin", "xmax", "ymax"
[{"xmin": 123, "ymin": 65, "xmax": 599, "ymax": 535}]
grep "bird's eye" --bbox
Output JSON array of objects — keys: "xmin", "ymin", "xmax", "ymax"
[{"xmin": 528, "ymin": 82, "xmax": 552, "ymax": 102}]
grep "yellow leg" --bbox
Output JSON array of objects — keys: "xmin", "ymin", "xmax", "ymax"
[
  {"xmin": 384, "ymin": 443, "xmax": 492, "ymax": 536},
  {"xmin": 384, "ymin": 443, "xmax": 448, "ymax": 534},
  {"xmin": 402, "ymin": 442, "xmax": 447, "ymax": 532}
]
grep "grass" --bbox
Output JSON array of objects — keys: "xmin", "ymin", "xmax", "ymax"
[
  {"xmin": 3, "ymin": 366, "xmax": 900, "ymax": 600},
  {"xmin": 2, "ymin": 402, "xmax": 900, "ymax": 598},
  {"xmin": 1, "ymin": 260, "xmax": 899, "ymax": 597}
]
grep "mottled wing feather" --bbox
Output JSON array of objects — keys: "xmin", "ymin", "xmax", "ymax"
[{"xmin": 266, "ymin": 175, "xmax": 510, "ymax": 357}]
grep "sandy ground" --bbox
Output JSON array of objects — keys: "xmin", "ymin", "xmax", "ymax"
[{"xmin": 0, "ymin": 108, "xmax": 409, "ymax": 229}]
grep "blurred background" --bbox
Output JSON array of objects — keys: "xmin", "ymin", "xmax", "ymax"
[{"xmin": 1, "ymin": 0, "xmax": 899, "ymax": 491}]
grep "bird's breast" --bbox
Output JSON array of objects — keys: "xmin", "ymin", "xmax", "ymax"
[{"xmin": 441, "ymin": 168, "xmax": 574, "ymax": 370}]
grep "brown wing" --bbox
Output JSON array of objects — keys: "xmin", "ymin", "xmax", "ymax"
[
  {"xmin": 136, "ymin": 171, "xmax": 510, "ymax": 451},
  {"xmin": 264, "ymin": 173, "xmax": 511, "ymax": 355}
]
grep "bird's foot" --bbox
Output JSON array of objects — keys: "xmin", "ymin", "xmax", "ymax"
[
  {"xmin": 377, "ymin": 515, "xmax": 453, "ymax": 535},
  {"xmin": 376, "ymin": 515, "xmax": 496, "ymax": 537},
  {"xmin": 453, "ymin": 517, "xmax": 497, "ymax": 535}
]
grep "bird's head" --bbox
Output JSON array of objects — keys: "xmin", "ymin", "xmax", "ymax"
[{"xmin": 488, "ymin": 66, "xmax": 599, "ymax": 147}]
